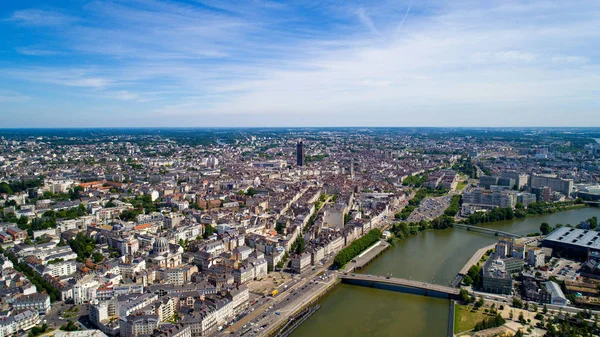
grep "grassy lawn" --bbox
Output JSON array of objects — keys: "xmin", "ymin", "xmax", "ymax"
[
  {"xmin": 456, "ymin": 181, "xmax": 468, "ymax": 191},
  {"xmin": 454, "ymin": 304, "xmax": 489, "ymax": 334}
]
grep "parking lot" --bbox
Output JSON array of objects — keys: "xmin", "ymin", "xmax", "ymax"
[
  {"xmin": 548, "ymin": 258, "xmax": 581, "ymax": 281},
  {"xmin": 407, "ymin": 195, "xmax": 452, "ymax": 222},
  {"xmin": 44, "ymin": 302, "xmax": 91, "ymax": 330}
]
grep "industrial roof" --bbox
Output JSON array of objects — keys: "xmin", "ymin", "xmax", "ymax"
[{"xmin": 544, "ymin": 226, "xmax": 600, "ymax": 250}]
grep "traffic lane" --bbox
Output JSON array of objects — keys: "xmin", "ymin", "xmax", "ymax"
[
  {"xmin": 236, "ymin": 280, "xmax": 326, "ymax": 336},
  {"xmin": 223, "ymin": 264, "xmax": 329, "ymax": 335},
  {"xmin": 254, "ymin": 277, "xmax": 337, "ymax": 337}
]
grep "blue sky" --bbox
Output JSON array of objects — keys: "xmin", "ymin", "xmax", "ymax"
[{"xmin": 0, "ymin": 0, "xmax": 599, "ymax": 127}]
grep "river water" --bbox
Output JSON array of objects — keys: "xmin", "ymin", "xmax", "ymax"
[{"xmin": 290, "ymin": 207, "xmax": 600, "ymax": 337}]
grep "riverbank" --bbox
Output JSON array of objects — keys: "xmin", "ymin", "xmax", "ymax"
[{"xmin": 452, "ymin": 244, "xmax": 496, "ymax": 287}]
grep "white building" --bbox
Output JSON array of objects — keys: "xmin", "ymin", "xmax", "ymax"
[
  {"xmin": 13, "ymin": 294, "xmax": 51, "ymax": 315},
  {"xmin": 73, "ymin": 275, "xmax": 100, "ymax": 305},
  {"xmin": 527, "ymin": 247, "xmax": 545, "ymax": 267},
  {"xmin": 0, "ymin": 310, "xmax": 40, "ymax": 336},
  {"xmin": 120, "ymin": 315, "xmax": 159, "ymax": 337}
]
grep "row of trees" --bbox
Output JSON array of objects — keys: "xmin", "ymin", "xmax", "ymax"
[
  {"xmin": 333, "ymin": 229, "xmax": 381, "ymax": 268},
  {"xmin": 1, "ymin": 204, "xmax": 87, "ymax": 236},
  {"xmin": 291, "ymin": 236, "xmax": 306, "ymax": 254},
  {"xmin": 539, "ymin": 216, "xmax": 599, "ymax": 235},
  {"xmin": 3, "ymin": 251, "xmax": 61, "ymax": 301},
  {"xmin": 444, "ymin": 195, "xmax": 461, "ymax": 216},
  {"xmin": 473, "ymin": 314, "xmax": 505, "ymax": 331},
  {"xmin": 394, "ymin": 205, "xmax": 415, "ymax": 220},
  {"xmin": 463, "ymin": 263, "xmax": 482, "ymax": 288},
  {"xmin": 390, "ymin": 215, "xmax": 457, "ymax": 239},
  {"xmin": 464, "ymin": 207, "xmax": 517, "ymax": 225},
  {"xmin": 27, "ymin": 324, "xmax": 49, "ymax": 337},
  {"xmin": 0, "ymin": 178, "xmax": 44, "ymax": 195}
]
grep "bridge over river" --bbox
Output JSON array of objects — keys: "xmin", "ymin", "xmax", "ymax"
[
  {"xmin": 340, "ymin": 274, "xmax": 460, "ymax": 300},
  {"xmin": 453, "ymin": 223, "xmax": 522, "ymax": 238}
]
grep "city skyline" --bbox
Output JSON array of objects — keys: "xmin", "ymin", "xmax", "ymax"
[{"xmin": 1, "ymin": 1, "xmax": 600, "ymax": 127}]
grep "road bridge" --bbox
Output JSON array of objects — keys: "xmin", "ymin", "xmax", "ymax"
[
  {"xmin": 340, "ymin": 274, "xmax": 460, "ymax": 300},
  {"xmin": 453, "ymin": 223, "xmax": 522, "ymax": 239}
]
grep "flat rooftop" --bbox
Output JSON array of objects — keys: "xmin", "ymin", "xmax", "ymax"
[{"xmin": 543, "ymin": 227, "xmax": 600, "ymax": 250}]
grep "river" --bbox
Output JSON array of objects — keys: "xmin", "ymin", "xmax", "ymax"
[{"xmin": 290, "ymin": 207, "xmax": 600, "ymax": 337}]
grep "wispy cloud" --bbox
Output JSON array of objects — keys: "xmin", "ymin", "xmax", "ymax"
[
  {"xmin": 16, "ymin": 47, "xmax": 60, "ymax": 56},
  {"xmin": 356, "ymin": 8, "xmax": 380, "ymax": 35},
  {"xmin": 0, "ymin": 91, "xmax": 30, "ymax": 102},
  {"xmin": 112, "ymin": 91, "xmax": 138, "ymax": 101},
  {"xmin": 8, "ymin": 9, "xmax": 76, "ymax": 26},
  {"xmin": 3, "ymin": 67, "xmax": 111, "ymax": 88}
]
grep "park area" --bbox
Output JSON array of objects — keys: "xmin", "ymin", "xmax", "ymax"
[{"xmin": 455, "ymin": 304, "xmax": 490, "ymax": 334}]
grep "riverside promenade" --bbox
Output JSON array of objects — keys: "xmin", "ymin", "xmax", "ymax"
[
  {"xmin": 344, "ymin": 240, "xmax": 390, "ymax": 272},
  {"xmin": 450, "ymin": 243, "xmax": 495, "ymax": 287}
]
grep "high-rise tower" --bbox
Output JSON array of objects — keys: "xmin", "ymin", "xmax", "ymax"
[{"xmin": 296, "ymin": 140, "xmax": 305, "ymax": 166}]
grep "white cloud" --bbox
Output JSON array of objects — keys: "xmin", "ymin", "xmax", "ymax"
[
  {"xmin": 0, "ymin": 91, "xmax": 30, "ymax": 103},
  {"xmin": 3, "ymin": 67, "xmax": 111, "ymax": 88},
  {"xmin": 472, "ymin": 51, "xmax": 537, "ymax": 63},
  {"xmin": 551, "ymin": 56, "xmax": 588, "ymax": 64},
  {"xmin": 16, "ymin": 47, "xmax": 60, "ymax": 56},
  {"xmin": 8, "ymin": 9, "xmax": 76, "ymax": 26},
  {"xmin": 113, "ymin": 91, "xmax": 138, "ymax": 100}
]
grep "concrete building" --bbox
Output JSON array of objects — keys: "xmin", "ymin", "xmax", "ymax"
[
  {"xmin": 13, "ymin": 293, "xmax": 51, "ymax": 314},
  {"xmin": 480, "ymin": 176, "xmax": 499, "ymax": 189},
  {"xmin": 517, "ymin": 192, "xmax": 537, "ymax": 207},
  {"xmin": 482, "ymin": 258, "xmax": 512, "ymax": 295},
  {"xmin": 530, "ymin": 174, "xmax": 573, "ymax": 196},
  {"xmin": 290, "ymin": 252, "xmax": 312, "ymax": 274},
  {"xmin": 73, "ymin": 275, "xmax": 100, "ymax": 305},
  {"xmin": 296, "ymin": 141, "xmax": 305, "ymax": 167},
  {"xmin": 120, "ymin": 314, "xmax": 159, "ymax": 337},
  {"xmin": 0, "ymin": 310, "xmax": 40, "ymax": 336},
  {"xmin": 501, "ymin": 172, "xmax": 529, "ymax": 189},
  {"xmin": 527, "ymin": 247, "xmax": 545, "ymax": 267},
  {"xmin": 462, "ymin": 189, "xmax": 517, "ymax": 209}
]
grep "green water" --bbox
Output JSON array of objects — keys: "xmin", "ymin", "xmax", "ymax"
[{"xmin": 290, "ymin": 207, "xmax": 600, "ymax": 337}]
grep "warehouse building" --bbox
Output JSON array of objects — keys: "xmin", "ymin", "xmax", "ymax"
[{"xmin": 542, "ymin": 227, "xmax": 600, "ymax": 260}]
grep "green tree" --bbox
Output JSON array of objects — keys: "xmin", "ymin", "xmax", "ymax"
[
  {"xmin": 203, "ymin": 224, "xmax": 216, "ymax": 239},
  {"xmin": 0, "ymin": 182, "xmax": 14, "ymax": 195},
  {"xmin": 69, "ymin": 232, "xmax": 97, "ymax": 262},
  {"xmin": 291, "ymin": 236, "xmax": 306, "ymax": 254},
  {"xmin": 540, "ymin": 222, "xmax": 552, "ymax": 235},
  {"xmin": 92, "ymin": 252, "xmax": 104, "ymax": 263},
  {"xmin": 60, "ymin": 320, "xmax": 79, "ymax": 331},
  {"xmin": 275, "ymin": 223, "xmax": 286, "ymax": 235},
  {"xmin": 513, "ymin": 297, "xmax": 523, "ymax": 309}
]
